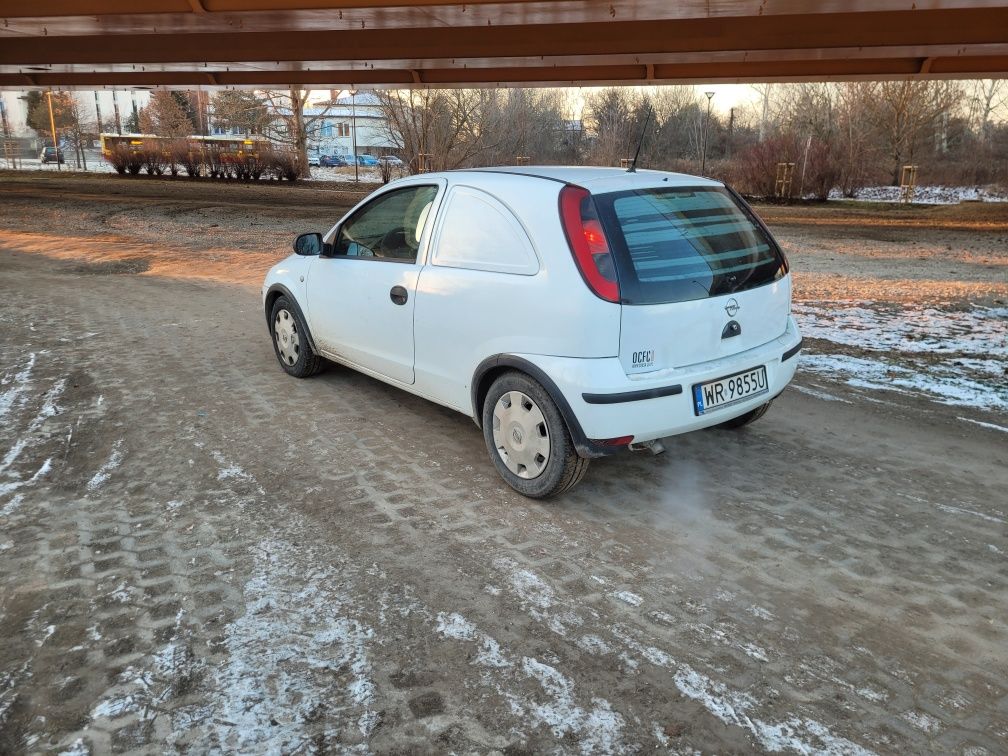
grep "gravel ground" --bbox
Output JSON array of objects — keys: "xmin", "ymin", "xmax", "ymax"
[{"xmin": 0, "ymin": 173, "xmax": 1006, "ymax": 754}]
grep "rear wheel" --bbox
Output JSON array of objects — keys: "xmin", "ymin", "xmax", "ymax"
[
  {"xmin": 482, "ymin": 372, "xmax": 589, "ymax": 499},
  {"xmin": 715, "ymin": 399, "xmax": 773, "ymax": 429},
  {"xmin": 270, "ymin": 296, "xmax": 323, "ymax": 378}
]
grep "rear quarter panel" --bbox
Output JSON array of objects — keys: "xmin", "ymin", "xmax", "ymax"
[{"xmin": 412, "ymin": 173, "xmax": 621, "ymax": 414}]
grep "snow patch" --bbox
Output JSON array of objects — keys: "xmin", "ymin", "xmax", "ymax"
[
  {"xmin": 794, "ymin": 303, "xmax": 1007, "ymax": 359},
  {"xmin": 794, "ymin": 303, "xmax": 1007, "ymax": 412},
  {"xmin": 91, "ymin": 693, "xmax": 142, "ymax": 720},
  {"xmin": 674, "ymin": 664, "xmax": 875, "ymax": 755},
  {"xmin": 903, "ymin": 710, "xmax": 943, "ymax": 733},
  {"xmin": 86, "ymin": 440, "xmax": 124, "ymax": 492},
  {"xmin": 508, "ymin": 566, "xmax": 555, "ymax": 610},
  {"xmin": 521, "ymin": 657, "xmax": 627, "ymax": 755},
  {"xmin": 958, "ymin": 417, "xmax": 1008, "ymax": 433},
  {"xmin": 436, "ymin": 611, "xmax": 477, "ymax": 641},
  {"xmin": 747, "ymin": 604, "xmax": 775, "ymax": 621},
  {"xmin": 36, "ymin": 624, "xmax": 56, "ymax": 647},
  {"xmin": 197, "ymin": 540, "xmax": 379, "ymax": 750},
  {"xmin": 211, "ymin": 450, "xmax": 265, "ymax": 494},
  {"xmin": 57, "ymin": 738, "xmax": 90, "ymax": 756},
  {"xmin": 613, "ymin": 590, "xmax": 643, "ymax": 607},
  {"xmin": 934, "ymin": 503, "xmax": 1004, "ymax": 525},
  {"xmin": 800, "ymin": 353, "xmax": 1008, "ymax": 413},
  {"xmin": 0, "ymin": 494, "xmax": 25, "ymax": 517},
  {"xmin": 0, "ymin": 352, "xmax": 36, "ymax": 420},
  {"xmin": 790, "ymin": 384, "xmax": 853, "ymax": 404},
  {"xmin": 436, "ymin": 611, "xmax": 510, "ymax": 668},
  {"xmin": 829, "ymin": 184, "xmax": 1008, "ymax": 204}
]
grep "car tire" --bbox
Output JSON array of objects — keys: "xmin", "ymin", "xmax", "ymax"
[
  {"xmin": 270, "ymin": 296, "xmax": 323, "ymax": 378},
  {"xmin": 482, "ymin": 371, "xmax": 589, "ymax": 499},
  {"xmin": 714, "ymin": 399, "xmax": 773, "ymax": 429}
]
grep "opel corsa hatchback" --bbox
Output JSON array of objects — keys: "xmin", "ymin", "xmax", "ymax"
[{"xmin": 262, "ymin": 167, "xmax": 802, "ymax": 498}]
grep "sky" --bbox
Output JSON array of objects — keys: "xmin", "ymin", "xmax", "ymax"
[{"xmin": 318, "ymin": 84, "xmax": 760, "ymax": 118}]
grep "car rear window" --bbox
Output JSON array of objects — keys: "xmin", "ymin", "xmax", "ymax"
[{"xmin": 593, "ymin": 186, "xmax": 787, "ymax": 305}]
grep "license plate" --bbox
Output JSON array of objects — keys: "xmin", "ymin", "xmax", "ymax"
[{"xmin": 692, "ymin": 365, "xmax": 768, "ymax": 416}]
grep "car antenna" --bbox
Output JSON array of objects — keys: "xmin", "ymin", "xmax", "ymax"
[{"xmin": 626, "ymin": 105, "xmax": 654, "ymax": 173}]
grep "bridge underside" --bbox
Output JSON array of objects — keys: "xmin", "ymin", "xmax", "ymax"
[{"xmin": 2, "ymin": 1, "xmax": 1007, "ymax": 89}]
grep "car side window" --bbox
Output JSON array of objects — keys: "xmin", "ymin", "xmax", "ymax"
[{"xmin": 332, "ymin": 185, "xmax": 438, "ymax": 263}]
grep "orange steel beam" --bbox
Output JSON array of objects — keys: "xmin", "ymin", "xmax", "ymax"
[
  {"xmin": 2, "ymin": 3, "xmax": 1007, "ymax": 86},
  {"xmin": 4, "ymin": 57, "xmax": 1007, "ymax": 90},
  {"xmin": 4, "ymin": 10, "xmax": 1008, "ymax": 66},
  {"xmin": 0, "ymin": 0, "xmax": 539, "ymax": 14}
]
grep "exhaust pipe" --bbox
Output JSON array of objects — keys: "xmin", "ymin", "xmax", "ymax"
[{"xmin": 629, "ymin": 439, "xmax": 665, "ymax": 456}]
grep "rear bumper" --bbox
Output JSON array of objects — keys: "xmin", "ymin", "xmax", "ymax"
[{"xmin": 518, "ymin": 316, "xmax": 802, "ymax": 447}]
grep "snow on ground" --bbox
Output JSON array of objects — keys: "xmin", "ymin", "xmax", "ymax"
[
  {"xmin": 85, "ymin": 440, "xmax": 124, "ymax": 492},
  {"xmin": 793, "ymin": 302, "xmax": 1007, "ymax": 412},
  {"xmin": 85, "ymin": 539, "xmax": 381, "ymax": 753},
  {"xmin": 793, "ymin": 303, "xmax": 1008, "ymax": 359},
  {"xmin": 305, "ymin": 166, "xmax": 387, "ymax": 183},
  {"xmin": 829, "ymin": 185, "xmax": 1008, "ymax": 204},
  {"xmin": 6, "ymin": 156, "xmax": 117, "ymax": 174},
  {"xmin": 468, "ymin": 561, "xmax": 877, "ymax": 755}
]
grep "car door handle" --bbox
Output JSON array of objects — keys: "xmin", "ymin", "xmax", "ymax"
[{"xmin": 389, "ymin": 285, "xmax": 408, "ymax": 305}]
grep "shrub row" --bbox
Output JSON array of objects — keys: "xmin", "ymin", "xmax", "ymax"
[{"xmin": 106, "ymin": 142, "xmax": 302, "ymax": 182}]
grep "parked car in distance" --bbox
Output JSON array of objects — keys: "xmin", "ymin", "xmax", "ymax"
[
  {"xmin": 40, "ymin": 146, "xmax": 65, "ymax": 164},
  {"xmin": 319, "ymin": 155, "xmax": 349, "ymax": 167},
  {"xmin": 353, "ymin": 154, "xmax": 380, "ymax": 167},
  {"xmin": 307, "ymin": 154, "xmax": 320, "ymax": 167},
  {"xmin": 262, "ymin": 167, "xmax": 802, "ymax": 498},
  {"xmin": 378, "ymin": 155, "xmax": 404, "ymax": 167}
]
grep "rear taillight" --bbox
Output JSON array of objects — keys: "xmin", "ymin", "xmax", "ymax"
[{"xmin": 559, "ymin": 185, "xmax": 619, "ymax": 303}]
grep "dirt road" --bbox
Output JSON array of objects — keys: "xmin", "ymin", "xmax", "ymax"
[{"xmin": 1, "ymin": 175, "xmax": 1006, "ymax": 754}]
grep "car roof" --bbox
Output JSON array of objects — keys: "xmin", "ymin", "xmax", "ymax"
[{"xmin": 437, "ymin": 165, "xmax": 723, "ymax": 194}]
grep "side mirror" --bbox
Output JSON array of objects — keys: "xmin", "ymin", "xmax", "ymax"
[{"xmin": 293, "ymin": 232, "xmax": 323, "ymax": 256}]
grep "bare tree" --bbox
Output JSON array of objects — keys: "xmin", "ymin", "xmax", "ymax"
[
  {"xmin": 261, "ymin": 88, "xmax": 336, "ymax": 177},
  {"xmin": 779, "ymin": 83, "xmax": 836, "ymax": 140},
  {"xmin": 833, "ymin": 83, "xmax": 880, "ymax": 196},
  {"xmin": 967, "ymin": 80, "xmax": 1007, "ymax": 142},
  {"xmin": 375, "ymin": 89, "xmax": 507, "ymax": 172},
  {"xmin": 64, "ymin": 94, "xmax": 97, "ymax": 170},
  {"xmin": 750, "ymin": 83, "xmax": 783, "ymax": 142},
  {"xmin": 646, "ymin": 86, "xmax": 705, "ymax": 165},
  {"xmin": 583, "ymin": 87, "xmax": 638, "ymax": 166},
  {"xmin": 27, "ymin": 91, "xmax": 93, "ymax": 167},
  {"xmin": 478, "ymin": 88, "xmax": 569, "ymax": 164},
  {"xmin": 861, "ymin": 80, "xmax": 963, "ymax": 183}
]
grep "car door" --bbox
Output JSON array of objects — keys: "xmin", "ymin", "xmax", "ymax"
[{"xmin": 306, "ymin": 183, "xmax": 441, "ymax": 384}]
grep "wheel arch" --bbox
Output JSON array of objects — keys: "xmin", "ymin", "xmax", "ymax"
[
  {"xmin": 470, "ymin": 354, "xmax": 614, "ymax": 459},
  {"xmin": 264, "ymin": 284, "xmax": 319, "ymax": 355}
]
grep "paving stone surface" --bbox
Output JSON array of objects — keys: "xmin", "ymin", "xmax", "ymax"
[{"xmin": 0, "ymin": 250, "xmax": 1006, "ymax": 755}]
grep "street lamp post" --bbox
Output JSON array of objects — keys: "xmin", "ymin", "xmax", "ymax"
[
  {"xmin": 349, "ymin": 87, "xmax": 358, "ymax": 183},
  {"xmin": 112, "ymin": 90, "xmax": 122, "ymax": 134},
  {"xmin": 700, "ymin": 90, "xmax": 714, "ymax": 175},
  {"xmin": 46, "ymin": 90, "xmax": 61, "ymax": 171}
]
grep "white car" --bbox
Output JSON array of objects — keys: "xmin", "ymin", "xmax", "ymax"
[{"xmin": 262, "ymin": 167, "xmax": 802, "ymax": 498}]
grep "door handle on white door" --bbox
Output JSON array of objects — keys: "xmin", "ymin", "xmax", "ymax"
[{"xmin": 389, "ymin": 285, "xmax": 408, "ymax": 305}]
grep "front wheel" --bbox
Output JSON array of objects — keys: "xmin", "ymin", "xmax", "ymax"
[
  {"xmin": 270, "ymin": 296, "xmax": 323, "ymax": 378},
  {"xmin": 482, "ymin": 372, "xmax": 589, "ymax": 499},
  {"xmin": 714, "ymin": 399, "xmax": 773, "ymax": 429}
]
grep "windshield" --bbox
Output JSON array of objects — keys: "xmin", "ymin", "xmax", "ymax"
[{"xmin": 593, "ymin": 186, "xmax": 787, "ymax": 305}]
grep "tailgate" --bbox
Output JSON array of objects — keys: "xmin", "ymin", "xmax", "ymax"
[{"xmin": 619, "ymin": 277, "xmax": 791, "ymax": 373}]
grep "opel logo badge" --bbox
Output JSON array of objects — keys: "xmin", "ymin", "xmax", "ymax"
[
  {"xmin": 512, "ymin": 428, "xmax": 523, "ymax": 444},
  {"xmin": 725, "ymin": 298, "xmax": 740, "ymax": 317}
]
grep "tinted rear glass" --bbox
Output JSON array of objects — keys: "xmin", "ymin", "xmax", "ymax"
[{"xmin": 594, "ymin": 186, "xmax": 786, "ymax": 305}]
